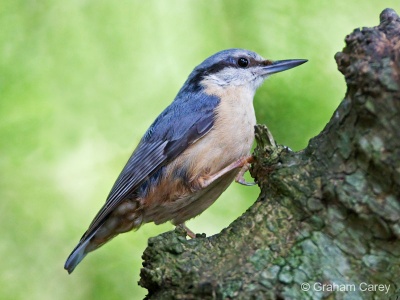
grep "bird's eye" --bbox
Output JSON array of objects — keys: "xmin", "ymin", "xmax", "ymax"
[{"xmin": 237, "ymin": 57, "xmax": 249, "ymax": 68}]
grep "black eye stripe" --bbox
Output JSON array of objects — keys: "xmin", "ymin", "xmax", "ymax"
[{"xmin": 199, "ymin": 56, "xmax": 254, "ymax": 77}]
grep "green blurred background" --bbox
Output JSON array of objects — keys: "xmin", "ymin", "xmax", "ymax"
[{"xmin": 1, "ymin": 1, "xmax": 398, "ymax": 299}]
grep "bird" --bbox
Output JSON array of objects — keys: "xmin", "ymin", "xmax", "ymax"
[{"xmin": 64, "ymin": 48, "xmax": 307, "ymax": 273}]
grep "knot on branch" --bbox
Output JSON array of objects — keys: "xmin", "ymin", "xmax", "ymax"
[{"xmin": 335, "ymin": 8, "xmax": 400, "ymax": 95}]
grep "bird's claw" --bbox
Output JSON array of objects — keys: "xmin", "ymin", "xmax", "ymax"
[
  {"xmin": 177, "ymin": 223, "xmax": 196, "ymax": 239},
  {"xmin": 235, "ymin": 177, "xmax": 256, "ymax": 186},
  {"xmin": 234, "ymin": 156, "xmax": 255, "ymax": 186}
]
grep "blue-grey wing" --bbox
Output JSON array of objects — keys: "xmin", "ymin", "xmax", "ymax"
[{"xmin": 82, "ymin": 93, "xmax": 220, "ymax": 239}]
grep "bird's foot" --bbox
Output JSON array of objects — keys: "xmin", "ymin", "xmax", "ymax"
[
  {"xmin": 177, "ymin": 223, "xmax": 196, "ymax": 239},
  {"xmin": 197, "ymin": 156, "xmax": 255, "ymax": 189},
  {"xmin": 235, "ymin": 156, "xmax": 256, "ymax": 186}
]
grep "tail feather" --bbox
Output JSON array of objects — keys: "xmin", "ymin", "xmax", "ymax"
[{"xmin": 64, "ymin": 228, "xmax": 98, "ymax": 274}]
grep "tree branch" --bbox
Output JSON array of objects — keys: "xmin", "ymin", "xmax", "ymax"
[{"xmin": 139, "ymin": 8, "xmax": 400, "ymax": 299}]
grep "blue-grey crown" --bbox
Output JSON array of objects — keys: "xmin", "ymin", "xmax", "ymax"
[{"xmin": 182, "ymin": 49, "xmax": 263, "ymax": 93}]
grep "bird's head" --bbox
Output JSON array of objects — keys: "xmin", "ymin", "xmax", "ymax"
[{"xmin": 184, "ymin": 49, "xmax": 307, "ymax": 93}]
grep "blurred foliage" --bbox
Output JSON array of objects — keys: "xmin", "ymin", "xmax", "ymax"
[{"xmin": 0, "ymin": 1, "xmax": 398, "ymax": 299}]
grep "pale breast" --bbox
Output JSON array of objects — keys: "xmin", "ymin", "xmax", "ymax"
[
  {"xmin": 187, "ymin": 83, "xmax": 257, "ymax": 172},
  {"xmin": 141, "ymin": 84, "xmax": 257, "ymax": 224}
]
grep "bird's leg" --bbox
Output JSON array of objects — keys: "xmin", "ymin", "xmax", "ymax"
[
  {"xmin": 198, "ymin": 156, "xmax": 254, "ymax": 189},
  {"xmin": 235, "ymin": 156, "xmax": 256, "ymax": 186},
  {"xmin": 177, "ymin": 223, "xmax": 196, "ymax": 239}
]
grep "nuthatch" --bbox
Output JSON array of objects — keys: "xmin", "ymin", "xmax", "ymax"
[{"xmin": 64, "ymin": 49, "xmax": 307, "ymax": 273}]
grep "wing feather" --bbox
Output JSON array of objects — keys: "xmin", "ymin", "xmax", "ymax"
[
  {"xmin": 85, "ymin": 140, "xmax": 168, "ymax": 234},
  {"xmin": 80, "ymin": 93, "xmax": 220, "ymax": 240}
]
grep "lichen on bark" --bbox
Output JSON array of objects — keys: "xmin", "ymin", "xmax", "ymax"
[{"xmin": 139, "ymin": 8, "xmax": 400, "ymax": 300}]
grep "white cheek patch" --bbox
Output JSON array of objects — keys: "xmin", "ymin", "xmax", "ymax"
[
  {"xmin": 201, "ymin": 66, "xmax": 268, "ymax": 91},
  {"xmin": 206, "ymin": 73, "xmax": 227, "ymax": 86},
  {"xmin": 214, "ymin": 67, "xmax": 255, "ymax": 86}
]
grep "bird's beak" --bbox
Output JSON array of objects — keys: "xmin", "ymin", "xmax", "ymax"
[{"xmin": 261, "ymin": 59, "xmax": 307, "ymax": 76}]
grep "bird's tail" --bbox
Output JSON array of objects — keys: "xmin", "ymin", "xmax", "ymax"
[{"xmin": 64, "ymin": 228, "xmax": 98, "ymax": 274}]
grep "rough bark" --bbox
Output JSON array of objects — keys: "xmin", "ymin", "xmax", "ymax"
[{"xmin": 139, "ymin": 8, "xmax": 400, "ymax": 300}]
